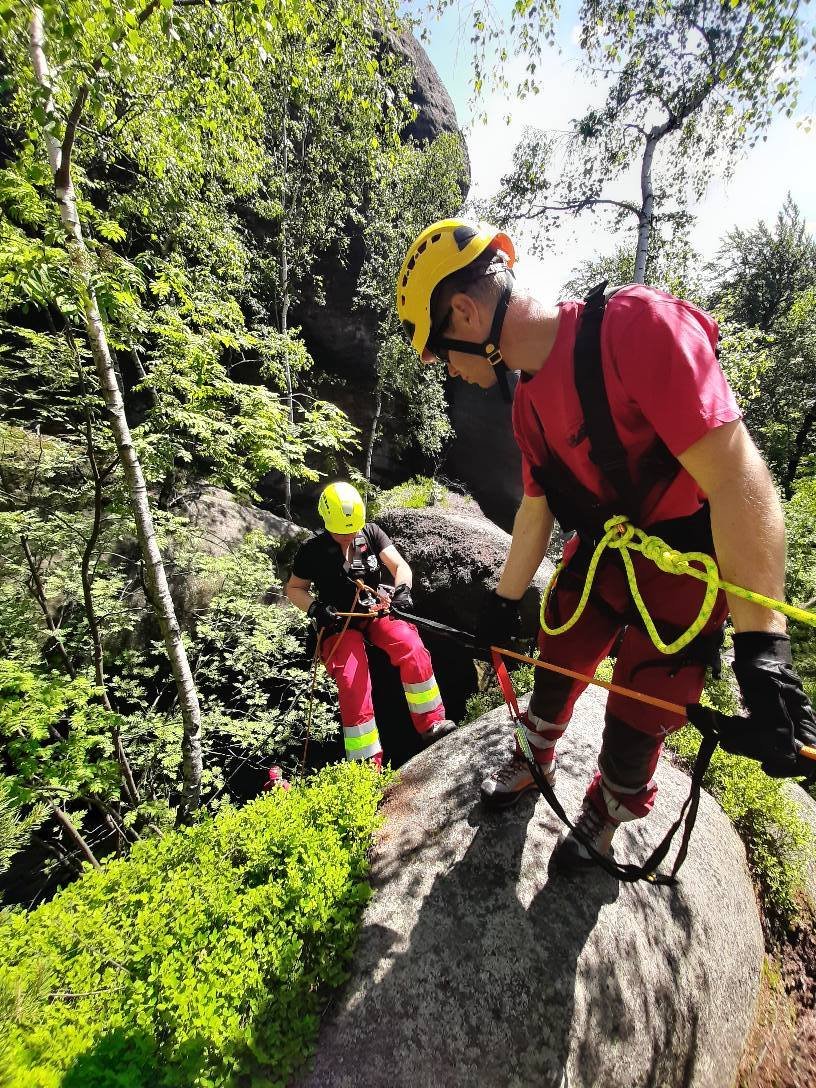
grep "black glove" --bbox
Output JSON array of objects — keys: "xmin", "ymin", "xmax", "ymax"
[
  {"xmin": 307, "ymin": 599, "xmax": 339, "ymax": 633},
  {"xmin": 391, "ymin": 583, "xmax": 414, "ymax": 612},
  {"xmin": 687, "ymin": 632, "xmax": 816, "ymax": 778},
  {"xmin": 475, "ymin": 591, "xmax": 522, "ymax": 657}
]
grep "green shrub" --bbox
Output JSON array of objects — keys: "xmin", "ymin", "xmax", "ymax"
[
  {"xmin": 462, "ymin": 664, "xmax": 536, "ymax": 724},
  {"xmin": 367, "ymin": 475, "xmax": 447, "ymax": 517},
  {"xmin": 0, "ymin": 762, "xmax": 385, "ymax": 1088}
]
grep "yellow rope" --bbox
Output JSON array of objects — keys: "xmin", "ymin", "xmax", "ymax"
[{"xmin": 540, "ymin": 514, "xmax": 816, "ymax": 655}]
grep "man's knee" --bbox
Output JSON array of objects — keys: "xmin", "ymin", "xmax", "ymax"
[{"xmin": 598, "ymin": 713, "xmax": 663, "ymax": 791}]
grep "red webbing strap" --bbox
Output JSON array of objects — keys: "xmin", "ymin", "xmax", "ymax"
[{"xmin": 492, "ymin": 650, "xmax": 522, "ymax": 721}]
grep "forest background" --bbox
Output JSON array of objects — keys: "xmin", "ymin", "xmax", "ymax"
[{"xmin": 0, "ymin": 0, "xmax": 815, "ymax": 1084}]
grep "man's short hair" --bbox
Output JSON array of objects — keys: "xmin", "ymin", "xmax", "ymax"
[{"xmin": 429, "ymin": 246, "xmax": 512, "ymax": 325}]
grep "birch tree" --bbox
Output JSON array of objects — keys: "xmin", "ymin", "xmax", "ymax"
[{"xmin": 488, "ymin": 0, "xmax": 807, "ymax": 283}]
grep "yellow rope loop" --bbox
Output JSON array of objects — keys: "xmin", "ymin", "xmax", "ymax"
[
  {"xmin": 540, "ymin": 520, "xmax": 627, "ymax": 636},
  {"xmin": 539, "ymin": 512, "xmax": 816, "ymax": 655}
]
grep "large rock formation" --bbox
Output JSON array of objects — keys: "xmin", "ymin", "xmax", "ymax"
[
  {"xmin": 295, "ymin": 691, "xmax": 765, "ymax": 1088},
  {"xmin": 444, "ymin": 374, "xmax": 524, "ymax": 533},
  {"xmin": 377, "ymin": 502, "xmax": 554, "ymax": 640},
  {"xmin": 293, "ymin": 30, "xmax": 469, "ymax": 388}
]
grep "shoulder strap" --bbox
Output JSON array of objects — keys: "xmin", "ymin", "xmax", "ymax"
[{"xmin": 573, "ymin": 281, "xmax": 635, "ymax": 512}]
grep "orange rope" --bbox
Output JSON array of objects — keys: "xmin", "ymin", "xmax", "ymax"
[
  {"xmin": 492, "ymin": 644, "xmax": 816, "ymax": 762},
  {"xmin": 493, "ymin": 645, "xmax": 687, "ymax": 716}
]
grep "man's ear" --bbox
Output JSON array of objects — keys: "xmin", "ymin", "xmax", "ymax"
[{"xmin": 450, "ymin": 290, "xmax": 481, "ymax": 329}]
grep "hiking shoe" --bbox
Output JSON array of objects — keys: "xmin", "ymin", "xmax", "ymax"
[
  {"xmin": 421, "ymin": 718, "xmax": 457, "ymax": 746},
  {"xmin": 481, "ymin": 752, "xmax": 555, "ymax": 810},
  {"xmin": 549, "ymin": 800, "xmax": 618, "ymax": 875}
]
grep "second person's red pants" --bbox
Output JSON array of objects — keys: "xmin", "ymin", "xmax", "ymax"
[{"xmin": 321, "ymin": 615, "xmax": 447, "ymax": 761}]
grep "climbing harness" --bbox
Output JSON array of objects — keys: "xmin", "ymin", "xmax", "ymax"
[{"xmin": 540, "ymin": 515, "xmax": 816, "ymax": 653}]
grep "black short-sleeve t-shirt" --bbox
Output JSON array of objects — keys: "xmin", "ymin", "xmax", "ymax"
[{"xmin": 291, "ymin": 523, "xmax": 393, "ymax": 611}]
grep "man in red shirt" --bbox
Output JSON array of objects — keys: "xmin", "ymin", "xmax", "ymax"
[{"xmin": 396, "ymin": 219, "xmax": 816, "ymax": 874}]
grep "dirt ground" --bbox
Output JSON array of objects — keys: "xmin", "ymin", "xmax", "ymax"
[{"xmin": 739, "ymin": 913, "xmax": 816, "ymax": 1088}]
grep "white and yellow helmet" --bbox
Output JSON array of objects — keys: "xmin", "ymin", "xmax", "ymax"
[{"xmin": 318, "ymin": 481, "xmax": 365, "ymax": 534}]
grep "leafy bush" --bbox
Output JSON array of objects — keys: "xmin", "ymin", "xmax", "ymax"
[
  {"xmin": 0, "ymin": 762, "xmax": 385, "ymax": 1088},
  {"xmin": 665, "ymin": 659, "xmax": 814, "ymax": 936},
  {"xmin": 367, "ymin": 475, "xmax": 447, "ymax": 517},
  {"xmin": 666, "ymin": 726, "xmax": 813, "ymax": 935},
  {"xmin": 462, "ymin": 664, "xmax": 535, "ymax": 724}
]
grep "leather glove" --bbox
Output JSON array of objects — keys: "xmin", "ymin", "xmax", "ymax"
[
  {"xmin": 307, "ymin": 599, "xmax": 339, "ymax": 633},
  {"xmin": 475, "ymin": 591, "xmax": 522, "ymax": 658},
  {"xmin": 391, "ymin": 583, "xmax": 414, "ymax": 612},
  {"xmin": 687, "ymin": 632, "xmax": 816, "ymax": 778}
]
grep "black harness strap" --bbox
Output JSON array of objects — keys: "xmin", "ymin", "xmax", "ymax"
[
  {"xmin": 527, "ymin": 281, "xmax": 680, "ymax": 539},
  {"xmin": 524, "ymin": 732, "xmax": 718, "ymax": 884}
]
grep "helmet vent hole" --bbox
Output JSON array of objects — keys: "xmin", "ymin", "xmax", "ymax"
[{"xmin": 431, "ymin": 233, "xmax": 441, "ymax": 243}]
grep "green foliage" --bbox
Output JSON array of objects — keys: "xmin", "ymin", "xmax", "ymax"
[
  {"xmin": 368, "ymin": 475, "xmax": 448, "ymax": 517},
  {"xmin": 706, "ymin": 196, "xmax": 816, "ymax": 333},
  {"xmin": 0, "ymin": 661, "xmax": 122, "ymax": 810},
  {"xmin": 0, "ymin": 762, "xmax": 385, "ymax": 1087},
  {"xmin": 0, "ymin": 776, "xmax": 47, "ymax": 878},
  {"xmin": 462, "ymin": 664, "xmax": 535, "ymax": 724},
  {"xmin": 357, "ymin": 134, "xmax": 466, "ymax": 471},
  {"xmin": 666, "ymin": 725, "xmax": 813, "ymax": 937},
  {"xmin": 487, "ymin": 0, "xmax": 807, "ymax": 273}
]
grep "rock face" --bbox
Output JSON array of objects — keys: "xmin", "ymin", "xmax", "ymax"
[
  {"xmin": 377, "ymin": 503, "xmax": 555, "ymax": 641},
  {"xmin": 445, "ymin": 374, "xmax": 525, "ymax": 533},
  {"xmin": 293, "ymin": 31, "xmax": 469, "ymax": 389},
  {"xmin": 295, "ymin": 690, "xmax": 764, "ymax": 1088}
]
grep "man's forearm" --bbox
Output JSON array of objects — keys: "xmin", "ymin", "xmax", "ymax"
[
  {"xmin": 496, "ymin": 495, "xmax": 554, "ymax": 600},
  {"xmin": 286, "ymin": 585, "xmax": 315, "ymax": 613},
  {"xmin": 708, "ymin": 459, "xmax": 787, "ymax": 634},
  {"xmin": 393, "ymin": 562, "xmax": 412, "ymax": 588}
]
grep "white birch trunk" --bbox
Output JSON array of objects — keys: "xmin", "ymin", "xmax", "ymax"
[
  {"xmin": 280, "ymin": 99, "xmax": 293, "ymax": 519},
  {"xmin": 634, "ymin": 132, "xmax": 658, "ymax": 284},
  {"xmin": 30, "ymin": 8, "xmax": 203, "ymax": 817}
]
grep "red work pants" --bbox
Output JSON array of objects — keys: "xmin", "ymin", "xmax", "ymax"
[
  {"xmin": 522, "ymin": 547, "xmax": 727, "ymax": 824},
  {"xmin": 321, "ymin": 615, "xmax": 446, "ymax": 762}
]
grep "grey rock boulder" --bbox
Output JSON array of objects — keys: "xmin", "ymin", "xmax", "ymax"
[
  {"xmin": 377, "ymin": 504, "xmax": 555, "ymax": 642},
  {"xmin": 296, "ymin": 688, "xmax": 764, "ymax": 1088}
]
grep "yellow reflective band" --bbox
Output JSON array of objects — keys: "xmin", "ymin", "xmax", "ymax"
[
  {"xmin": 405, "ymin": 683, "xmax": 441, "ymax": 707},
  {"xmin": 345, "ymin": 727, "xmax": 380, "ymax": 753}
]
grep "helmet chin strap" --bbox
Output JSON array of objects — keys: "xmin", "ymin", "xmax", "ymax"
[{"xmin": 433, "ymin": 270, "xmax": 516, "ymax": 404}]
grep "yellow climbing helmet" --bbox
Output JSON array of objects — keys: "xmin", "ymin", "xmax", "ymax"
[
  {"xmin": 318, "ymin": 481, "xmax": 366, "ymax": 534},
  {"xmin": 396, "ymin": 219, "xmax": 516, "ymax": 357}
]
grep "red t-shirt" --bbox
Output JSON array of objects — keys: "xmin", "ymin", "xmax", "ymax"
[{"xmin": 512, "ymin": 285, "xmax": 741, "ymax": 528}]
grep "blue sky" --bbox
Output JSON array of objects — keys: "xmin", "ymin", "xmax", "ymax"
[{"xmin": 408, "ymin": 0, "xmax": 816, "ymax": 299}]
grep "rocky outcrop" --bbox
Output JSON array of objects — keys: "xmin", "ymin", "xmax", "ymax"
[
  {"xmin": 295, "ymin": 691, "xmax": 765, "ymax": 1088},
  {"xmin": 377, "ymin": 503, "xmax": 555, "ymax": 641},
  {"xmin": 445, "ymin": 374, "xmax": 525, "ymax": 533},
  {"xmin": 293, "ymin": 31, "xmax": 469, "ymax": 389}
]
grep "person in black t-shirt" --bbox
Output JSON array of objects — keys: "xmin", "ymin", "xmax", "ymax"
[{"xmin": 286, "ymin": 482, "xmax": 456, "ymax": 765}]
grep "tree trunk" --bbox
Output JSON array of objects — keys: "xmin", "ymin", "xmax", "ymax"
[
  {"xmin": 634, "ymin": 132, "xmax": 658, "ymax": 284},
  {"xmin": 280, "ymin": 98, "xmax": 293, "ymax": 519},
  {"xmin": 30, "ymin": 8, "xmax": 203, "ymax": 819},
  {"xmin": 783, "ymin": 400, "xmax": 816, "ymax": 499},
  {"xmin": 364, "ymin": 390, "xmax": 382, "ymax": 482},
  {"xmin": 52, "ymin": 805, "xmax": 100, "ymax": 869}
]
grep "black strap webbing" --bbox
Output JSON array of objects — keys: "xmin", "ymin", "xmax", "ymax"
[
  {"xmin": 523, "ymin": 731, "xmax": 718, "ymax": 885},
  {"xmin": 574, "ymin": 282, "xmax": 637, "ymax": 511}
]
